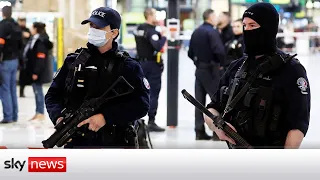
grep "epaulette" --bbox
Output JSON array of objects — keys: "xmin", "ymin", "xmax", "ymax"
[
  {"xmin": 114, "ymin": 50, "xmax": 142, "ymax": 74},
  {"xmin": 116, "ymin": 50, "xmax": 140, "ymax": 63},
  {"xmin": 116, "ymin": 50, "xmax": 130, "ymax": 60},
  {"xmin": 67, "ymin": 47, "xmax": 88, "ymax": 57},
  {"xmin": 76, "ymin": 47, "xmax": 88, "ymax": 53}
]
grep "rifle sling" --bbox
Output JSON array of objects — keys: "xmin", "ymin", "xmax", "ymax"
[{"xmin": 222, "ymin": 54, "xmax": 296, "ymax": 118}]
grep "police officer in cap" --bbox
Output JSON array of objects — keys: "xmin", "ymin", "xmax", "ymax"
[
  {"xmin": 134, "ymin": 8, "xmax": 166, "ymax": 132},
  {"xmin": 45, "ymin": 7, "xmax": 150, "ymax": 148},
  {"xmin": 204, "ymin": 3, "xmax": 311, "ymax": 148},
  {"xmin": 188, "ymin": 9, "xmax": 226, "ymax": 140}
]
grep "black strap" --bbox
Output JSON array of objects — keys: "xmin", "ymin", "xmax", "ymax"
[
  {"xmin": 65, "ymin": 48, "xmax": 91, "ymax": 92},
  {"xmin": 225, "ymin": 58, "xmax": 248, "ymax": 105},
  {"xmin": 222, "ymin": 53, "xmax": 296, "ymax": 118},
  {"xmin": 106, "ymin": 58, "xmax": 115, "ymax": 75},
  {"xmin": 223, "ymin": 57, "xmax": 248, "ymax": 118}
]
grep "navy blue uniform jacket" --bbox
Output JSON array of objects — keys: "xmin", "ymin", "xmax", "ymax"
[
  {"xmin": 188, "ymin": 22, "xmax": 226, "ymax": 65},
  {"xmin": 45, "ymin": 43, "xmax": 150, "ymax": 126}
]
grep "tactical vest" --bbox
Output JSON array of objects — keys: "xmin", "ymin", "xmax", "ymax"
[
  {"xmin": 63, "ymin": 47, "xmax": 132, "ymax": 110},
  {"xmin": 134, "ymin": 26, "xmax": 157, "ymax": 60},
  {"xmin": 220, "ymin": 53, "xmax": 296, "ymax": 148}
]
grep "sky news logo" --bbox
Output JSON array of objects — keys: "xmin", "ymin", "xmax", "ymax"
[{"xmin": 3, "ymin": 157, "xmax": 67, "ymax": 172}]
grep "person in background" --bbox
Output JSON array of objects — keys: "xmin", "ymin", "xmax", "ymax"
[
  {"xmin": 217, "ymin": 12, "xmax": 234, "ymax": 45},
  {"xmin": 224, "ymin": 19, "xmax": 244, "ymax": 68},
  {"xmin": 40, "ymin": 24, "xmax": 54, "ymax": 83},
  {"xmin": 188, "ymin": 9, "xmax": 226, "ymax": 140},
  {"xmin": 0, "ymin": 6, "xmax": 22, "ymax": 124},
  {"xmin": 276, "ymin": 27, "xmax": 285, "ymax": 50},
  {"xmin": 134, "ymin": 8, "xmax": 167, "ymax": 132},
  {"xmin": 17, "ymin": 17, "xmax": 31, "ymax": 98},
  {"xmin": 283, "ymin": 21, "xmax": 295, "ymax": 52},
  {"xmin": 24, "ymin": 22, "xmax": 50, "ymax": 121}
]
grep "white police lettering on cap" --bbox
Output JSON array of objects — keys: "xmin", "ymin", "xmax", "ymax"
[
  {"xmin": 143, "ymin": 78, "xmax": 150, "ymax": 90},
  {"xmin": 92, "ymin": 11, "xmax": 106, "ymax": 18},
  {"xmin": 297, "ymin": 77, "xmax": 308, "ymax": 95},
  {"xmin": 151, "ymin": 34, "xmax": 159, "ymax": 41},
  {"xmin": 244, "ymin": 11, "xmax": 254, "ymax": 15}
]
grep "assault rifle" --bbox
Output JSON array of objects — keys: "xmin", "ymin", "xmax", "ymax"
[
  {"xmin": 42, "ymin": 76, "xmax": 134, "ymax": 148},
  {"xmin": 181, "ymin": 89, "xmax": 253, "ymax": 149}
]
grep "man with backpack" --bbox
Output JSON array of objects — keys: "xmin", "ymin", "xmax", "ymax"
[{"xmin": 0, "ymin": 6, "xmax": 23, "ymax": 124}]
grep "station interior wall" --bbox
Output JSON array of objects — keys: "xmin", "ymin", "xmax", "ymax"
[{"xmin": 18, "ymin": 0, "xmax": 103, "ymax": 58}]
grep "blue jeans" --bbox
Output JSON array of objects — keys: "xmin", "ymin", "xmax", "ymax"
[
  {"xmin": 0, "ymin": 59, "xmax": 18, "ymax": 121},
  {"xmin": 32, "ymin": 83, "xmax": 44, "ymax": 114}
]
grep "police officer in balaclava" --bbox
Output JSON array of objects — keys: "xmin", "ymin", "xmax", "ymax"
[{"xmin": 203, "ymin": 3, "xmax": 310, "ymax": 149}]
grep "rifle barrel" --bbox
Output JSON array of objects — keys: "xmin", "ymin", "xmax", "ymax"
[{"xmin": 181, "ymin": 89, "xmax": 253, "ymax": 149}]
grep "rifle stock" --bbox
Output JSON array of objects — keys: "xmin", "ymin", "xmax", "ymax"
[
  {"xmin": 181, "ymin": 89, "xmax": 253, "ymax": 149},
  {"xmin": 42, "ymin": 76, "xmax": 134, "ymax": 148}
]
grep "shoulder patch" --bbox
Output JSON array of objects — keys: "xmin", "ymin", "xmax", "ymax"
[
  {"xmin": 297, "ymin": 77, "xmax": 308, "ymax": 95},
  {"xmin": 151, "ymin": 34, "xmax": 159, "ymax": 41},
  {"xmin": 143, "ymin": 78, "xmax": 150, "ymax": 90},
  {"xmin": 37, "ymin": 52, "xmax": 46, "ymax": 59},
  {"xmin": 0, "ymin": 38, "xmax": 5, "ymax": 45}
]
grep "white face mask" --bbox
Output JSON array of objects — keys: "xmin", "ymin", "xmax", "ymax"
[{"xmin": 87, "ymin": 28, "xmax": 113, "ymax": 47}]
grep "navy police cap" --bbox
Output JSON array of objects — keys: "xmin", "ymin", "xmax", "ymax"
[{"xmin": 81, "ymin": 7, "xmax": 121, "ymax": 29}]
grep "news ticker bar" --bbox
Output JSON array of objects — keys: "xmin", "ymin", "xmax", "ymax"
[{"xmin": 0, "ymin": 149, "xmax": 319, "ymax": 180}]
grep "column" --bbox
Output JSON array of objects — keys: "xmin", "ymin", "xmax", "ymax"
[{"xmin": 167, "ymin": 0, "xmax": 180, "ymax": 127}]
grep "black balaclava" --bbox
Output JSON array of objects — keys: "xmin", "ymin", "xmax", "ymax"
[{"xmin": 242, "ymin": 3, "xmax": 279, "ymax": 56}]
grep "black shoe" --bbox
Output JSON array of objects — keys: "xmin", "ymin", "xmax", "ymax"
[
  {"xmin": 196, "ymin": 131, "xmax": 212, "ymax": 140},
  {"xmin": 148, "ymin": 122, "xmax": 165, "ymax": 132},
  {"xmin": 212, "ymin": 132, "xmax": 220, "ymax": 141},
  {"xmin": 20, "ymin": 94, "xmax": 25, "ymax": 98},
  {"xmin": 0, "ymin": 120, "xmax": 14, "ymax": 124}
]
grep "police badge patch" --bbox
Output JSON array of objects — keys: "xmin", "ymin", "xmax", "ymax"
[
  {"xmin": 297, "ymin": 77, "xmax": 308, "ymax": 95},
  {"xmin": 151, "ymin": 34, "xmax": 159, "ymax": 41},
  {"xmin": 143, "ymin": 78, "xmax": 150, "ymax": 90}
]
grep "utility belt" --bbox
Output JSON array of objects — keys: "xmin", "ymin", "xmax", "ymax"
[
  {"xmin": 196, "ymin": 62, "xmax": 216, "ymax": 69},
  {"xmin": 70, "ymin": 123, "xmax": 138, "ymax": 148},
  {"xmin": 138, "ymin": 57, "xmax": 155, "ymax": 62},
  {"xmin": 137, "ymin": 51, "xmax": 162, "ymax": 64}
]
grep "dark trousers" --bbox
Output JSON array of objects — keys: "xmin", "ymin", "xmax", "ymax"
[
  {"xmin": 140, "ymin": 61, "xmax": 162, "ymax": 122},
  {"xmin": 195, "ymin": 67, "xmax": 220, "ymax": 132},
  {"xmin": 19, "ymin": 68, "xmax": 27, "ymax": 96},
  {"xmin": 20, "ymin": 85, "xmax": 25, "ymax": 95}
]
